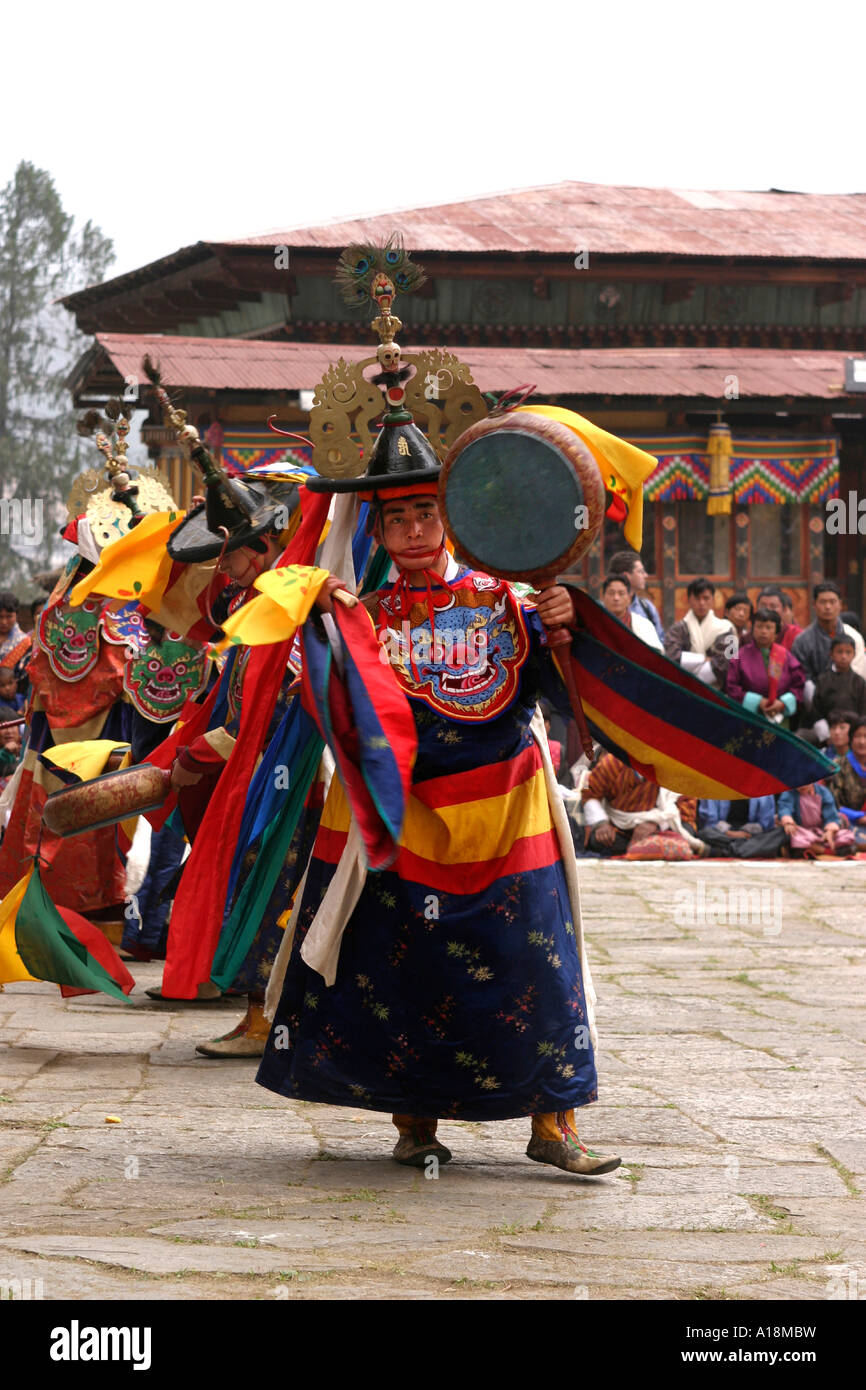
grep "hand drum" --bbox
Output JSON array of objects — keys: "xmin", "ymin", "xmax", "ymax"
[
  {"xmin": 42, "ymin": 764, "xmax": 172, "ymax": 838},
  {"xmin": 439, "ymin": 411, "xmax": 605, "ymax": 585}
]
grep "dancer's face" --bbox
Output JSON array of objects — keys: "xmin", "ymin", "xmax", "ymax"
[
  {"xmin": 217, "ymin": 537, "xmax": 280, "ymax": 588},
  {"xmin": 379, "ymin": 496, "xmax": 444, "ymax": 572}
]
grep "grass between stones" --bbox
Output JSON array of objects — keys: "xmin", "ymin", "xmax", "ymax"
[
  {"xmin": 742, "ymin": 1193, "xmax": 795, "ymax": 1233},
  {"xmin": 814, "ymin": 1144, "xmax": 861, "ymax": 1196},
  {"xmin": 619, "ymin": 1162, "xmax": 645, "ymax": 1192}
]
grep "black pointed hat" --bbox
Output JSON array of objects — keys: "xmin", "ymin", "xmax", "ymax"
[
  {"xmin": 167, "ymin": 473, "xmax": 304, "ymax": 563},
  {"xmin": 141, "ymin": 354, "xmax": 306, "ymax": 562},
  {"xmin": 306, "ymin": 416, "xmax": 441, "ymax": 495}
]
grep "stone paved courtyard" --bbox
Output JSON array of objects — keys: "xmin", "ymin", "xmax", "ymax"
[{"xmin": 0, "ymin": 860, "xmax": 863, "ymax": 1302}]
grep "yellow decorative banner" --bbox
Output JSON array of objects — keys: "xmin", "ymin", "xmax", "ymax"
[
  {"xmin": 516, "ymin": 405, "xmax": 658, "ymax": 552},
  {"xmin": 70, "ymin": 511, "xmax": 184, "ymax": 609},
  {"xmin": 0, "ymin": 869, "xmax": 37, "ymax": 984},
  {"xmin": 211, "ymin": 565, "xmax": 331, "ymax": 652}
]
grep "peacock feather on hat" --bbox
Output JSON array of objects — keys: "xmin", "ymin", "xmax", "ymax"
[{"xmin": 334, "ymin": 234, "xmax": 426, "ymax": 310}]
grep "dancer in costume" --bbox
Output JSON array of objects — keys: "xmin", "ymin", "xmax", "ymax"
[
  {"xmin": 254, "ymin": 240, "xmax": 623, "ymax": 1175},
  {"xmin": 83, "ymin": 367, "xmax": 327, "ymax": 1049},
  {"xmin": 0, "ymin": 402, "xmax": 206, "ymax": 927},
  {"xmin": 260, "ymin": 476, "xmax": 618, "ymax": 1172},
  {"xmin": 161, "ymin": 466, "xmax": 318, "ymax": 1052},
  {"xmin": 253, "ymin": 239, "xmax": 836, "ymax": 1178},
  {"xmin": 60, "ymin": 375, "xmax": 335, "ymax": 1035},
  {"xmin": 0, "ymin": 405, "xmax": 206, "ymax": 1002}
]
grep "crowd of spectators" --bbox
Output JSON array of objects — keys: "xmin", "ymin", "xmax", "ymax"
[
  {"xmin": 555, "ymin": 564, "xmax": 866, "ymax": 861},
  {"xmin": 5, "ymin": 561, "xmax": 866, "ymax": 862},
  {"xmin": 0, "ymin": 588, "xmax": 44, "ymax": 800}
]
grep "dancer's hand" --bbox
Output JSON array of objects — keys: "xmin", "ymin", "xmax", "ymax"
[
  {"xmin": 171, "ymin": 760, "xmax": 202, "ymax": 789},
  {"xmin": 533, "ymin": 585, "xmax": 576, "ymax": 629},
  {"xmin": 314, "ymin": 575, "xmax": 348, "ymax": 616}
]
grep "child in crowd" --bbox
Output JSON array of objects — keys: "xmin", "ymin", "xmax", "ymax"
[
  {"xmin": 0, "ymin": 665, "xmax": 25, "ymax": 713},
  {"xmin": 810, "ymin": 636, "xmax": 866, "ymax": 742},
  {"xmin": 821, "ymin": 708, "xmax": 856, "ymax": 764},
  {"xmin": 830, "ymin": 716, "xmax": 866, "ymax": 843},
  {"xmin": 697, "ymin": 796, "xmax": 785, "ymax": 858},
  {"xmin": 724, "ymin": 592, "xmax": 753, "ymax": 643},
  {"xmin": 725, "ymin": 606, "xmax": 805, "ymax": 727},
  {"xmin": 777, "ymin": 782, "xmax": 855, "ymax": 857},
  {"xmin": 0, "ymin": 704, "xmax": 23, "ymax": 802}
]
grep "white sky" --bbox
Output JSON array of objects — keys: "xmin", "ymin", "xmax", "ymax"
[{"xmin": 3, "ymin": 0, "xmax": 865, "ymax": 281}]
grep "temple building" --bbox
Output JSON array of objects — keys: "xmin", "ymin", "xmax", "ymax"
[{"xmin": 64, "ymin": 182, "xmax": 866, "ymax": 626}]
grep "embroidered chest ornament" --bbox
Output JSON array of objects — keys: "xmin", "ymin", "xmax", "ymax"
[{"xmin": 376, "ymin": 572, "xmax": 531, "ymax": 720}]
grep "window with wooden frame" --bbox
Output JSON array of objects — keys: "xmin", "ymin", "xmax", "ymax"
[
  {"xmin": 747, "ymin": 504, "xmax": 803, "ymax": 579},
  {"xmin": 675, "ymin": 503, "xmax": 732, "ymax": 577}
]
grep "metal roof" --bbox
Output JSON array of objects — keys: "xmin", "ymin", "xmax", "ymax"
[
  {"xmin": 61, "ymin": 182, "xmax": 866, "ymax": 319},
  {"xmin": 234, "ymin": 181, "xmax": 866, "ymax": 260},
  {"xmin": 88, "ymin": 334, "xmax": 855, "ymax": 399}
]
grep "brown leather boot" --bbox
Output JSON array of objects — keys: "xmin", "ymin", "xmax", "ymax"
[
  {"xmin": 527, "ymin": 1110, "xmax": 621, "ymax": 1176},
  {"xmin": 195, "ymin": 999, "xmax": 271, "ymax": 1058},
  {"xmin": 391, "ymin": 1114, "xmax": 452, "ymax": 1167}
]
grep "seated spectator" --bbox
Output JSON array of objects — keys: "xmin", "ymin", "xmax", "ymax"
[
  {"xmin": 608, "ymin": 549, "xmax": 665, "ymax": 642},
  {"xmin": 779, "ymin": 590, "xmax": 803, "ymax": 651},
  {"xmin": 697, "ymin": 796, "xmax": 785, "ymax": 858},
  {"xmin": 810, "ymin": 636, "xmax": 866, "ymax": 743},
  {"xmin": 725, "ymin": 607, "xmax": 805, "ymax": 727},
  {"xmin": 0, "ymin": 704, "xmax": 23, "ymax": 800},
  {"xmin": 540, "ymin": 704, "xmax": 563, "ymax": 776},
  {"xmin": 0, "ymin": 665, "xmax": 25, "ymax": 713},
  {"xmin": 724, "ymin": 592, "xmax": 753, "ymax": 643},
  {"xmin": 582, "ymin": 752, "xmax": 704, "ymax": 859},
  {"xmin": 601, "ymin": 573, "xmax": 663, "ymax": 650},
  {"xmin": 755, "ymin": 586, "xmax": 797, "ymax": 652},
  {"xmin": 821, "ymin": 708, "xmax": 857, "ymax": 764},
  {"xmin": 791, "ymin": 582, "xmax": 864, "ymax": 691},
  {"xmin": 830, "ymin": 716, "xmax": 866, "ymax": 832},
  {"xmin": 777, "ymin": 782, "xmax": 854, "ymax": 857},
  {"xmin": 840, "ymin": 611, "xmax": 866, "ymax": 681},
  {"xmin": 0, "ymin": 592, "xmax": 30, "ymax": 670},
  {"xmin": 664, "ymin": 577, "xmax": 737, "ymax": 689}
]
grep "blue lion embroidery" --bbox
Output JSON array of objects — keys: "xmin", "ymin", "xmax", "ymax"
[{"xmin": 381, "ymin": 586, "xmax": 530, "ymax": 719}]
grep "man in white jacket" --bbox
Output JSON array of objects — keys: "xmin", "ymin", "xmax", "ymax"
[{"xmin": 664, "ymin": 577, "xmax": 737, "ymax": 689}]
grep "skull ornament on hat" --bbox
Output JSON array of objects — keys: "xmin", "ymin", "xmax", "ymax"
[
  {"xmin": 69, "ymin": 399, "xmax": 176, "ymax": 554},
  {"xmin": 305, "ymin": 236, "xmax": 490, "ymax": 495}
]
